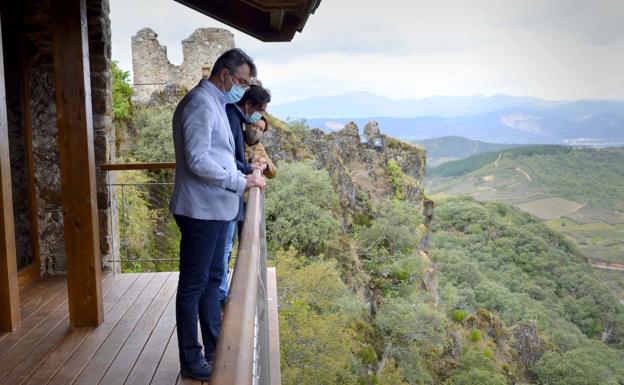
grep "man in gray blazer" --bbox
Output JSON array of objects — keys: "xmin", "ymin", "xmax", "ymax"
[{"xmin": 169, "ymin": 48, "xmax": 265, "ymax": 381}]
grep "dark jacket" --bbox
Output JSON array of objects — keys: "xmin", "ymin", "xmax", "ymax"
[
  {"xmin": 225, "ymin": 103, "xmax": 252, "ymax": 221},
  {"xmin": 225, "ymin": 104, "xmax": 253, "ymax": 175}
]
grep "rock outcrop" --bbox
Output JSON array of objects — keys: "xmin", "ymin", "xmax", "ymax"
[
  {"xmin": 263, "ymin": 120, "xmax": 427, "ymax": 223},
  {"xmin": 510, "ymin": 320, "xmax": 549, "ymax": 368}
]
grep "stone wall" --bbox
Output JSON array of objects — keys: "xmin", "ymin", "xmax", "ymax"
[
  {"xmin": 131, "ymin": 27, "xmax": 235, "ymax": 103},
  {"xmin": 87, "ymin": 0, "xmax": 115, "ymax": 270},
  {"xmin": 22, "ymin": 0, "xmax": 66, "ymax": 274},
  {"xmin": 0, "ymin": 0, "xmax": 115, "ymax": 275}
]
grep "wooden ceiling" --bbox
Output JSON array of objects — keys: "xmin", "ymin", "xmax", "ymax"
[{"xmin": 174, "ymin": 0, "xmax": 321, "ymax": 42}]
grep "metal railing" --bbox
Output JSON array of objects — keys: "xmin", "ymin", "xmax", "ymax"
[
  {"xmin": 102, "ymin": 162, "xmax": 177, "ymax": 273},
  {"xmin": 101, "ymin": 164, "xmax": 278, "ymax": 384}
]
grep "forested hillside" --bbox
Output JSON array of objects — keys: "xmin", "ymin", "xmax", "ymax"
[{"xmin": 112, "ymin": 65, "xmax": 624, "ymax": 384}]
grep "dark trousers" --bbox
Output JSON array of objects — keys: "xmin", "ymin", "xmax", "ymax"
[{"xmin": 174, "ymin": 214, "xmax": 227, "ymax": 367}]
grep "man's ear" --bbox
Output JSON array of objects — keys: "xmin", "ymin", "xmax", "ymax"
[{"xmin": 219, "ymin": 68, "xmax": 229, "ymax": 83}]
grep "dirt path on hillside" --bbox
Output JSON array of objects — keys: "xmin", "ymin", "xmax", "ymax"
[
  {"xmin": 514, "ymin": 167, "xmax": 532, "ymax": 181},
  {"xmin": 590, "ymin": 259, "xmax": 624, "ymax": 271},
  {"xmin": 494, "ymin": 153, "xmax": 502, "ymax": 167}
]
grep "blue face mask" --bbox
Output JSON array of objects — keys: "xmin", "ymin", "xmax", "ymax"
[
  {"xmin": 225, "ymin": 83, "xmax": 245, "ymax": 104},
  {"xmin": 224, "ymin": 72, "xmax": 246, "ymax": 104},
  {"xmin": 246, "ymin": 111, "xmax": 262, "ymax": 124}
]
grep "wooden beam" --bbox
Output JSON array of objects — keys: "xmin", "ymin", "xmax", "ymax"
[
  {"xmin": 18, "ymin": 1, "xmax": 41, "ymax": 290},
  {"xmin": 270, "ymin": 11, "xmax": 285, "ymax": 31},
  {"xmin": 0, "ymin": 10, "xmax": 21, "ymax": 332},
  {"xmin": 51, "ymin": 0, "xmax": 103, "ymax": 327}
]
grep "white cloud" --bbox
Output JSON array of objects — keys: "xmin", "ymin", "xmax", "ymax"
[{"xmin": 110, "ymin": 0, "xmax": 624, "ymax": 103}]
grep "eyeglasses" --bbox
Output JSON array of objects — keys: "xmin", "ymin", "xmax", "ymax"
[{"xmin": 228, "ymin": 72, "xmax": 251, "ymax": 90}]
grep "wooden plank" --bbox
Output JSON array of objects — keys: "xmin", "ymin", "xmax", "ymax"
[
  {"xmin": 0, "ymin": 275, "xmax": 112, "ymax": 350},
  {"xmin": 100, "ymin": 162, "xmax": 176, "ymax": 171},
  {"xmin": 72, "ymin": 273, "xmax": 170, "ymax": 385},
  {"xmin": 176, "ymin": 373, "xmax": 204, "ymax": 384},
  {"xmin": 123, "ymin": 273, "xmax": 179, "ymax": 385},
  {"xmin": 17, "ymin": 265, "xmax": 39, "ymax": 292},
  {"xmin": 0, "ymin": 7, "xmax": 20, "ymax": 333},
  {"xmin": 46, "ymin": 273, "xmax": 154, "ymax": 385},
  {"xmin": 150, "ymin": 327, "xmax": 181, "ymax": 385},
  {"xmin": 0, "ymin": 282, "xmax": 69, "ymax": 355},
  {"xmin": 267, "ymin": 267, "xmax": 281, "ymax": 385},
  {"xmin": 51, "ymin": 0, "xmax": 103, "ymax": 327},
  {"xmin": 19, "ymin": 278, "xmax": 66, "ymax": 320},
  {"xmin": 99, "ymin": 273, "xmax": 179, "ymax": 385},
  {"xmin": 20, "ymin": 273, "xmax": 140, "ymax": 385},
  {"xmin": 0, "ymin": 273, "xmax": 116, "ymax": 383},
  {"xmin": 18, "ymin": 276, "xmax": 64, "ymax": 310}
]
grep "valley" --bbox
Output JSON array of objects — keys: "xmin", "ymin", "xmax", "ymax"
[{"xmin": 426, "ymin": 146, "xmax": 624, "ymax": 302}]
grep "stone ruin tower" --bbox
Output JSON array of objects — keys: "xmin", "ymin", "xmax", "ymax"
[{"xmin": 131, "ymin": 27, "xmax": 235, "ymax": 103}]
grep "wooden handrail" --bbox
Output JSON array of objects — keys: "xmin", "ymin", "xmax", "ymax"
[
  {"xmin": 100, "ymin": 162, "xmax": 176, "ymax": 171},
  {"xmin": 211, "ymin": 170, "xmax": 264, "ymax": 384}
]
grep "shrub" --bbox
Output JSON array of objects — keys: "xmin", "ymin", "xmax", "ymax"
[
  {"xmin": 452, "ymin": 310, "xmax": 468, "ymax": 322},
  {"xmin": 469, "ymin": 329, "xmax": 481, "ymax": 342},
  {"xmin": 265, "ymin": 162, "xmax": 342, "ymax": 255}
]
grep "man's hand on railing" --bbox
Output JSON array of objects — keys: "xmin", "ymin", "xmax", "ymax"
[{"xmin": 245, "ymin": 171, "xmax": 266, "ymax": 191}]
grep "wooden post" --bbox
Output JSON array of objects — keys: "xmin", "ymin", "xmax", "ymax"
[
  {"xmin": 0, "ymin": 11, "xmax": 21, "ymax": 332},
  {"xmin": 51, "ymin": 0, "xmax": 103, "ymax": 327}
]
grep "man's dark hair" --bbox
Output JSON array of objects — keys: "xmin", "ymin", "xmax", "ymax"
[
  {"xmin": 210, "ymin": 48, "xmax": 257, "ymax": 78},
  {"xmin": 238, "ymin": 85, "xmax": 271, "ymax": 108}
]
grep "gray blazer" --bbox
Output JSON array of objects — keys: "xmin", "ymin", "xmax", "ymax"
[{"xmin": 169, "ymin": 79, "xmax": 247, "ymax": 221}]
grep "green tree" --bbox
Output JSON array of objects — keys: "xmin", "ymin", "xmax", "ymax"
[
  {"xmin": 533, "ymin": 343, "xmax": 624, "ymax": 385},
  {"xmin": 112, "ymin": 60, "xmax": 133, "ymax": 121},
  {"xmin": 265, "ymin": 162, "xmax": 342, "ymax": 255},
  {"xmin": 444, "ymin": 350, "xmax": 507, "ymax": 385},
  {"xmin": 275, "ymin": 249, "xmax": 365, "ymax": 385}
]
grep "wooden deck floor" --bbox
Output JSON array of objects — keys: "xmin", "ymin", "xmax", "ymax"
[{"xmin": 0, "ymin": 272, "xmax": 210, "ymax": 385}]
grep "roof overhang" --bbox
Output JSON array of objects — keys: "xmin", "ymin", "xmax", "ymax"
[{"xmin": 173, "ymin": 0, "xmax": 321, "ymax": 42}]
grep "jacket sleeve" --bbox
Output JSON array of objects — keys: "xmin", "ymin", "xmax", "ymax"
[
  {"xmin": 255, "ymin": 144, "xmax": 277, "ymax": 179},
  {"xmin": 181, "ymin": 99, "xmax": 247, "ymax": 195},
  {"xmin": 226, "ymin": 106, "xmax": 254, "ymax": 174}
]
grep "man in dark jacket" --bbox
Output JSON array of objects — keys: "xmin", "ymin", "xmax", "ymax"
[{"xmin": 221, "ymin": 85, "xmax": 271, "ymax": 304}]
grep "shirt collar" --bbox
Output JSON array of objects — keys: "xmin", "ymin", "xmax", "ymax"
[
  {"xmin": 199, "ymin": 79, "xmax": 226, "ymax": 104},
  {"xmin": 234, "ymin": 104, "xmax": 245, "ymax": 117}
]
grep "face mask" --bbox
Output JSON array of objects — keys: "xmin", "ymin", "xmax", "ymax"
[
  {"xmin": 246, "ymin": 111, "xmax": 262, "ymax": 124},
  {"xmin": 224, "ymin": 72, "xmax": 246, "ymax": 104},
  {"xmin": 244, "ymin": 125, "xmax": 263, "ymax": 146}
]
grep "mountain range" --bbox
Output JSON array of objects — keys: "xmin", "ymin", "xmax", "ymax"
[{"xmin": 271, "ymin": 92, "xmax": 624, "ymax": 145}]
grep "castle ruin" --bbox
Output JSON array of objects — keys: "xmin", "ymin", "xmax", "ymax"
[{"xmin": 131, "ymin": 27, "xmax": 235, "ymax": 103}]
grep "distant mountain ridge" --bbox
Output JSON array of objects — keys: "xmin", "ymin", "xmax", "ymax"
[
  {"xmin": 412, "ymin": 136, "xmax": 521, "ymax": 159},
  {"xmin": 272, "ymin": 93, "xmax": 624, "ymax": 145}
]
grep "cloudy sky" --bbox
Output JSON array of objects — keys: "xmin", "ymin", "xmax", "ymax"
[{"xmin": 110, "ymin": 0, "xmax": 624, "ymax": 104}]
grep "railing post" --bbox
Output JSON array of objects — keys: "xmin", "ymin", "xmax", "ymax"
[
  {"xmin": 106, "ymin": 170, "xmax": 117, "ymax": 275},
  {"xmin": 121, "ymin": 183, "xmax": 128, "ymax": 263}
]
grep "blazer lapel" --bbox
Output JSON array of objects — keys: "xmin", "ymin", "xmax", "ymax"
[{"xmin": 214, "ymin": 98, "xmax": 236, "ymax": 152}]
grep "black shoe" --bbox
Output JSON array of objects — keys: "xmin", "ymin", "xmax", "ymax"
[{"xmin": 180, "ymin": 360, "xmax": 212, "ymax": 381}]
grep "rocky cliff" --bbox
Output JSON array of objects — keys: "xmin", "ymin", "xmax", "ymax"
[{"xmin": 263, "ymin": 119, "xmax": 427, "ymax": 225}]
